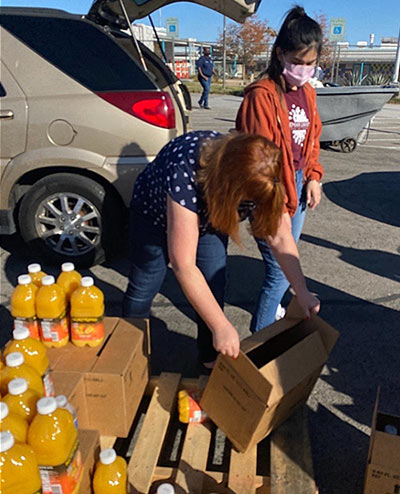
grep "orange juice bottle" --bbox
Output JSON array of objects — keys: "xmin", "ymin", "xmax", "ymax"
[
  {"xmin": 0, "ymin": 430, "xmax": 42, "ymax": 494},
  {"xmin": 37, "ymin": 275, "xmax": 69, "ymax": 348},
  {"xmin": 0, "ymin": 401, "xmax": 28, "ymax": 443},
  {"xmin": 56, "ymin": 394, "xmax": 78, "ymax": 429},
  {"xmin": 178, "ymin": 389, "xmax": 208, "ymax": 423},
  {"xmin": 57, "ymin": 262, "xmax": 82, "ymax": 300},
  {"xmin": 93, "ymin": 448, "xmax": 128, "ymax": 494},
  {"xmin": 28, "ymin": 397, "xmax": 83, "ymax": 494},
  {"xmin": 4, "ymin": 327, "xmax": 54, "ymax": 397},
  {"xmin": 1, "ymin": 352, "xmax": 44, "ymax": 397},
  {"xmin": 70, "ymin": 276, "xmax": 104, "ymax": 347},
  {"xmin": 3, "ymin": 378, "xmax": 41, "ymax": 424},
  {"xmin": 27, "ymin": 263, "xmax": 47, "ymax": 287},
  {"xmin": 11, "ymin": 274, "xmax": 40, "ymax": 340}
]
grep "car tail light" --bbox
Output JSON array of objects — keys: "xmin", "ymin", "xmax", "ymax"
[{"xmin": 96, "ymin": 91, "xmax": 176, "ymax": 129}]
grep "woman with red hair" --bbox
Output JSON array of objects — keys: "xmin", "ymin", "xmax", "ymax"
[{"xmin": 123, "ymin": 130, "xmax": 319, "ymax": 371}]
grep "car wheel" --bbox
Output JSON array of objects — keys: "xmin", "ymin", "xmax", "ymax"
[{"xmin": 18, "ymin": 173, "xmax": 125, "ymax": 267}]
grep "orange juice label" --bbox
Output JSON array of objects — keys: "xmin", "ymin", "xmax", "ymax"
[
  {"xmin": 14, "ymin": 317, "xmax": 40, "ymax": 340},
  {"xmin": 40, "ymin": 312, "xmax": 69, "ymax": 343},
  {"xmin": 182, "ymin": 390, "xmax": 208, "ymax": 423},
  {"xmin": 71, "ymin": 316, "xmax": 104, "ymax": 341},
  {"xmin": 39, "ymin": 440, "xmax": 83, "ymax": 494},
  {"xmin": 43, "ymin": 369, "xmax": 55, "ymax": 397}
]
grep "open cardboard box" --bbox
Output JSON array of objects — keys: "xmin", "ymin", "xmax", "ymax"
[
  {"xmin": 200, "ymin": 297, "xmax": 339, "ymax": 452},
  {"xmin": 364, "ymin": 390, "xmax": 400, "ymax": 494},
  {"xmin": 48, "ymin": 317, "xmax": 150, "ymax": 437}
]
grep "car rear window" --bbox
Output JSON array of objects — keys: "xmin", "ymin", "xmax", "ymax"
[{"xmin": 0, "ymin": 13, "xmax": 156, "ymax": 92}]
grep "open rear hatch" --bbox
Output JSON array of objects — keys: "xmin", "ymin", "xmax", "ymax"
[{"xmin": 88, "ymin": 0, "xmax": 261, "ymax": 27}]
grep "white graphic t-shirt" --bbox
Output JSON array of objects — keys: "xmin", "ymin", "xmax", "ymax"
[{"xmin": 284, "ymin": 87, "xmax": 310, "ymax": 170}]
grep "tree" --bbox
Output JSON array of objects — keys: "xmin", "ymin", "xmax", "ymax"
[
  {"xmin": 314, "ymin": 12, "xmax": 335, "ymax": 71},
  {"xmin": 218, "ymin": 16, "xmax": 276, "ymax": 77}
]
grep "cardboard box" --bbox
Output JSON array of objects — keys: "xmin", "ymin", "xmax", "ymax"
[
  {"xmin": 364, "ymin": 391, "xmax": 400, "ymax": 494},
  {"xmin": 78, "ymin": 429, "xmax": 100, "ymax": 494},
  {"xmin": 48, "ymin": 317, "xmax": 150, "ymax": 437},
  {"xmin": 51, "ymin": 370, "xmax": 89, "ymax": 427},
  {"xmin": 200, "ymin": 298, "xmax": 339, "ymax": 452}
]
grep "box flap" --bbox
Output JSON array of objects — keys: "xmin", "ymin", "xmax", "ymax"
[
  {"xmin": 259, "ymin": 332, "xmax": 328, "ymax": 405},
  {"xmin": 241, "ymin": 317, "xmax": 298, "ymax": 354},
  {"xmin": 125, "ymin": 317, "xmax": 151, "ymax": 357},
  {"xmin": 91, "ymin": 319, "xmax": 143, "ymax": 374},
  {"xmin": 371, "ymin": 430, "xmax": 400, "ymax": 471}
]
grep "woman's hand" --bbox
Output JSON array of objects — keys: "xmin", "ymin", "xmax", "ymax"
[
  {"xmin": 306, "ymin": 180, "xmax": 322, "ymax": 210},
  {"xmin": 296, "ymin": 289, "xmax": 320, "ymax": 320},
  {"xmin": 212, "ymin": 324, "xmax": 240, "ymax": 359}
]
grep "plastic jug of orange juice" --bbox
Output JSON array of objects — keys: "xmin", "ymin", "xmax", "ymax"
[
  {"xmin": 92, "ymin": 448, "xmax": 128, "ymax": 494},
  {"xmin": 1, "ymin": 352, "xmax": 44, "ymax": 397},
  {"xmin": 0, "ymin": 401, "xmax": 28, "ymax": 443},
  {"xmin": 37, "ymin": 275, "xmax": 69, "ymax": 347},
  {"xmin": 0, "ymin": 430, "xmax": 42, "ymax": 494},
  {"xmin": 27, "ymin": 263, "xmax": 47, "ymax": 287},
  {"xmin": 178, "ymin": 389, "xmax": 208, "ymax": 424},
  {"xmin": 28, "ymin": 397, "xmax": 83, "ymax": 494},
  {"xmin": 3, "ymin": 378, "xmax": 41, "ymax": 424},
  {"xmin": 4, "ymin": 327, "xmax": 54, "ymax": 397},
  {"xmin": 11, "ymin": 274, "xmax": 40, "ymax": 340},
  {"xmin": 57, "ymin": 263, "xmax": 82, "ymax": 300},
  {"xmin": 56, "ymin": 394, "xmax": 78, "ymax": 429},
  {"xmin": 70, "ymin": 276, "xmax": 104, "ymax": 347}
]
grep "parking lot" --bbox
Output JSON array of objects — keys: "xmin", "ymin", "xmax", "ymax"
[{"xmin": 1, "ymin": 94, "xmax": 400, "ymax": 494}]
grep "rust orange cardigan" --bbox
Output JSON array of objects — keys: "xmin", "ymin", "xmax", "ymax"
[{"xmin": 236, "ymin": 77, "xmax": 324, "ymax": 217}]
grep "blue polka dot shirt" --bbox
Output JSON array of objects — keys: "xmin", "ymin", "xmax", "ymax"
[{"xmin": 130, "ymin": 130, "xmax": 221, "ymax": 235}]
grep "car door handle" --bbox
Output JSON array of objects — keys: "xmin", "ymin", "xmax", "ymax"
[{"xmin": 0, "ymin": 110, "xmax": 14, "ymax": 120}]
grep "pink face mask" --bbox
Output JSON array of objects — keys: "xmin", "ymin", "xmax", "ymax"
[{"xmin": 282, "ymin": 59, "xmax": 315, "ymax": 87}]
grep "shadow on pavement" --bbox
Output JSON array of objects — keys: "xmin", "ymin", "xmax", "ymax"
[{"xmin": 323, "ymin": 172, "xmax": 400, "ymax": 227}]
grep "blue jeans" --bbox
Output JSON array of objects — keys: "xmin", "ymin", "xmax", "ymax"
[
  {"xmin": 122, "ymin": 212, "xmax": 228, "ymax": 363},
  {"xmin": 250, "ymin": 170, "xmax": 307, "ymax": 332},
  {"xmin": 198, "ymin": 76, "xmax": 211, "ymax": 107}
]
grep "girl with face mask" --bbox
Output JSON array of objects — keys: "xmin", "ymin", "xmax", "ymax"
[{"xmin": 236, "ymin": 5, "xmax": 323, "ymax": 331}]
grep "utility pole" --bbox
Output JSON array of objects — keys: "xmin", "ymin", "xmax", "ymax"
[
  {"xmin": 393, "ymin": 26, "xmax": 400, "ymax": 84},
  {"xmin": 223, "ymin": 15, "xmax": 226, "ymax": 89}
]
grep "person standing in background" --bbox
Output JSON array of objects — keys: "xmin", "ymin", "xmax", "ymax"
[
  {"xmin": 196, "ymin": 47, "xmax": 217, "ymax": 109},
  {"xmin": 236, "ymin": 5, "xmax": 324, "ymax": 331}
]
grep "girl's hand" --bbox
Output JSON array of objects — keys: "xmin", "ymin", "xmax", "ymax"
[
  {"xmin": 306, "ymin": 180, "xmax": 322, "ymax": 210},
  {"xmin": 212, "ymin": 324, "xmax": 240, "ymax": 359},
  {"xmin": 296, "ymin": 290, "xmax": 320, "ymax": 320}
]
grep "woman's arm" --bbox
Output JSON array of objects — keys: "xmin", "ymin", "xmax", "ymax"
[
  {"xmin": 266, "ymin": 212, "xmax": 320, "ymax": 318},
  {"xmin": 167, "ymin": 195, "xmax": 240, "ymax": 359}
]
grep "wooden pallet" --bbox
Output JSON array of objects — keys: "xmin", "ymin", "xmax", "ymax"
[{"xmin": 101, "ymin": 372, "xmax": 317, "ymax": 494}]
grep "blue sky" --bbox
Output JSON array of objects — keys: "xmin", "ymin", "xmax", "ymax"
[{"xmin": 2, "ymin": 0, "xmax": 400, "ymax": 45}]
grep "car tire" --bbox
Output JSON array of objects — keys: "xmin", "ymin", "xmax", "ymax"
[{"xmin": 18, "ymin": 173, "xmax": 126, "ymax": 267}]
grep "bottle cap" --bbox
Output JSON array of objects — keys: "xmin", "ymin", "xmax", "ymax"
[
  {"xmin": 384, "ymin": 424, "xmax": 398, "ymax": 435},
  {"xmin": 18, "ymin": 274, "xmax": 32, "ymax": 285},
  {"xmin": 0, "ymin": 431, "xmax": 15, "ymax": 452},
  {"xmin": 8, "ymin": 378, "xmax": 28, "ymax": 395},
  {"xmin": 37, "ymin": 397, "xmax": 57, "ymax": 415},
  {"xmin": 157, "ymin": 484, "xmax": 175, "ymax": 494},
  {"xmin": 0, "ymin": 402, "xmax": 9, "ymax": 420},
  {"xmin": 5, "ymin": 352, "xmax": 24, "ymax": 367},
  {"xmin": 61, "ymin": 262, "xmax": 75, "ymax": 272},
  {"xmin": 28, "ymin": 263, "xmax": 41, "ymax": 273},
  {"xmin": 81, "ymin": 276, "xmax": 94, "ymax": 287},
  {"xmin": 99, "ymin": 448, "xmax": 117, "ymax": 465},
  {"xmin": 55, "ymin": 395, "xmax": 68, "ymax": 408},
  {"xmin": 13, "ymin": 327, "xmax": 31, "ymax": 340},
  {"xmin": 42, "ymin": 275, "xmax": 55, "ymax": 286}
]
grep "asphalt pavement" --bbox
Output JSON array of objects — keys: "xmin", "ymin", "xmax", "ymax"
[{"xmin": 1, "ymin": 94, "xmax": 399, "ymax": 494}]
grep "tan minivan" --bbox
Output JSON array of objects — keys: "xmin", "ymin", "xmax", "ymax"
[{"xmin": 0, "ymin": 0, "xmax": 259, "ymax": 266}]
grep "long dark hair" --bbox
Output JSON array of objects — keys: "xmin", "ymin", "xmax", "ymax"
[{"xmin": 265, "ymin": 5, "xmax": 323, "ymax": 83}]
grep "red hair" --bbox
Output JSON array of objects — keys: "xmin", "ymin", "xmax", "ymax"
[{"xmin": 197, "ymin": 133, "xmax": 284, "ymax": 243}]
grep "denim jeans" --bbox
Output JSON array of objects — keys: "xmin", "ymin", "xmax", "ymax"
[
  {"xmin": 198, "ymin": 76, "xmax": 211, "ymax": 107},
  {"xmin": 250, "ymin": 170, "xmax": 307, "ymax": 332},
  {"xmin": 122, "ymin": 212, "xmax": 228, "ymax": 363}
]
